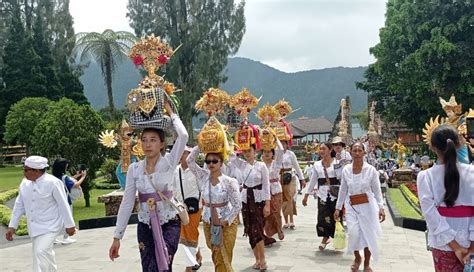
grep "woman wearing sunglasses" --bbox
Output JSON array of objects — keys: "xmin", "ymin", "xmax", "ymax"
[
  {"xmin": 109, "ymin": 101, "xmax": 189, "ymax": 271},
  {"xmin": 186, "ymin": 145, "xmax": 241, "ymax": 272},
  {"xmin": 230, "ymin": 124, "xmax": 271, "ymax": 271},
  {"xmin": 334, "ymin": 142, "xmax": 385, "ymax": 272}
]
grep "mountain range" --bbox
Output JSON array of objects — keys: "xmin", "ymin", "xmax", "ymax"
[{"xmin": 80, "ymin": 57, "xmax": 368, "ymax": 122}]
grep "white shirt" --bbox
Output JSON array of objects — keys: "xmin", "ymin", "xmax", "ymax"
[
  {"xmin": 265, "ymin": 140, "xmax": 284, "ymax": 195},
  {"xmin": 338, "ymin": 149, "xmax": 353, "ymax": 164},
  {"xmin": 9, "ymin": 173, "xmax": 75, "ymax": 238},
  {"xmin": 417, "ymin": 163, "xmax": 474, "ymax": 251},
  {"xmin": 304, "ymin": 165, "xmax": 314, "ymax": 180},
  {"xmin": 282, "ymin": 150, "xmax": 304, "ymax": 180},
  {"xmin": 186, "ymin": 147, "xmax": 242, "ymax": 224},
  {"xmin": 229, "ymin": 157, "xmax": 271, "ymax": 203},
  {"xmin": 174, "ymin": 165, "xmax": 201, "ymax": 204},
  {"xmin": 336, "ymin": 162, "xmax": 384, "ymax": 210},
  {"xmin": 114, "ymin": 114, "xmax": 188, "ymax": 239},
  {"xmin": 306, "ymin": 159, "xmax": 342, "ymax": 201}
]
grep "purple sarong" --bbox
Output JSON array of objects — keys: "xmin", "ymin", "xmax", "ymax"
[{"xmin": 138, "ymin": 191, "xmax": 176, "ymax": 271}]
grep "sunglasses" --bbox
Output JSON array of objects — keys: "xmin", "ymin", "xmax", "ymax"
[{"xmin": 204, "ymin": 159, "xmax": 220, "ymax": 165}]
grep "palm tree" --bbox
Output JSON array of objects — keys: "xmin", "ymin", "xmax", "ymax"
[{"xmin": 74, "ymin": 29, "xmax": 137, "ymax": 112}]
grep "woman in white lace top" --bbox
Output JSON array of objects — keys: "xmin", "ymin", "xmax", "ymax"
[
  {"xmin": 109, "ymin": 101, "xmax": 188, "ymax": 272},
  {"xmin": 186, "ymin": 146, "xmax": 241, "ymax": 272}
]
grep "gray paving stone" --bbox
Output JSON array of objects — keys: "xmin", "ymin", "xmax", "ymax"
[{"xmin": 0, "ymin": 200, "xmax": 433, "ymax": 271}]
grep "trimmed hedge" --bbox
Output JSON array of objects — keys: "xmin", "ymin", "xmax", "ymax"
[
  {"xmin": 94, "ymin": 182, "xmax": 121, "ymax": 190},
  {"xmin": 0, "ymin": 204, "xmax": 28, "ymax": 236},
  {"xmin": 0, "ymin": 189, "xmax": 19, "ymax": 204},
  {"xmin": 400, "ymin": 183, "xmax": 422, "ymax": 217}
]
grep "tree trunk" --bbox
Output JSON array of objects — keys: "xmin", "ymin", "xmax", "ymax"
[
  {"xmin": 105, "ymin": 55, "xmax": 115, "ymax": 116},
  {"xmin": 84, "ymin": 191, "xmax": 90, "ymax": 207}
]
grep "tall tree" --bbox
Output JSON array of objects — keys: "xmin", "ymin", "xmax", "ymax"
[
  {"xmin": 32, "ymin": 4, "xmax": 63, "ymax": 100},
  {"xmin": 0, "ymin": 3, "xmax": 47, "ymax": 135},
  {"xmin": 127, "ymin": 0, "xmax": 246, "ymax": 135},
  {"xmin": 74, "ymin": 30, "xmax": 137, "ymax": 112},
  {"xmin": 357, "ymin": 0, "xmax": 474, "ymax": 131},
  {"xmin": 50, "ymin": 0, "xmax": 88, "ymax": 104}
]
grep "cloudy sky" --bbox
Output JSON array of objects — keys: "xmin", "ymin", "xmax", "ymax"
[{"xmin": 70, "ymin": 0, "xmax": 387, "ymax": 72}]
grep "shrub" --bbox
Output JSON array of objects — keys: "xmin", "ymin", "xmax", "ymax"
[
  {"xmin": 0, "ymin": 204, "xmax": 28, "ymax": 236},
  {"xmin": 400, "ymin": 183, "xmax": 419, "ymax": 207},
  {"xmin": 0, "ymin": 189, "xmax": 19, "ymax": 204},
  {"xmin": 100, "ymin": 159, "xmax": 119, "ymax": 184}
]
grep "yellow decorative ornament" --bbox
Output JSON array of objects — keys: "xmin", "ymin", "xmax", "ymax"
[
  {"xmin": 198, "ymin": 116, "xmax": 230, "ymax": 161},
  {"xmin": 128, "ymin": 34, "xmax": 177, "ymax": 79},
  {"xmin": 235, "ymin": 124, "xmax": 257, "ymax": 151},
  {"xmin": 230, "ymin": 88, "xmax": 260, "ymax": 118},
  {"xmin": 273, "ymin": 99, "xmax": 293, "ymax": 118},
  {"xmin": 458, "ymin": 108, "xmax": 474, "ymax": 137},
  {"xmin": 260, "ymin": 128, "xmax": 276, "ymax": 152},
  {"xmin": 131, "ymin": 139, "xmax": 145, "ymax": 159},
  {"xmin": 98, "ymin": 130, "xmax": 118, "ymax": 148},
  {"xmin": 195, "ymin": 88, "xmax": 231, "ymax": 116},
  {"xmin": 257, "ymin": 103, "xmax": 280, "ymax": 127},
  {"xmin": 422, "ymin": 116, "xmax": 443, "ymax": 145}
]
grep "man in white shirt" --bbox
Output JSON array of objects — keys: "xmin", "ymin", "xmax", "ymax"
[{"xmin": 5, "ymin": 156, "xmax": 76, "ymax": 272}]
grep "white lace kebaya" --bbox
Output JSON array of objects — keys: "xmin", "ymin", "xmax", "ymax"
[
  {"xmin": 113, "ymin": 113, "xmax": 188, "ymax": 239},
  {"xmin": 186, "ymin": 147, "xmax": 242, "ymax": 224}
]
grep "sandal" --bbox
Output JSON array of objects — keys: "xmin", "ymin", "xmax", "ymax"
[
  {"xmin": 350, "ymin": 260, "xmax": 361, "ymax": 272},
  {"xmin": 363, "ymin": 266, "xmax": 373, "ymax": 272},
  {"xmin": 259, "ymin": 262, "xmax": 267, "ymax": 271},
  {"xmin": 278, "ymin": 231, "xmax": 285, "ymax": 240},
  {"xmin": 318, "ymin": 240, "xmax": 330, "ymax": 251},
  {"xmin": 283, "ymin": 224, "xmax": 289, "ymax": 229},
  {"xmin": 252, "ymin": 263, "xmax": 260, "ymax": 270},
  {"xmin": 289, "ymin": 223, "xmax": 295, "ymax": 229}
]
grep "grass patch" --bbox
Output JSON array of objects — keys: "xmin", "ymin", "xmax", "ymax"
[
  {"xmin": 72, "ymin": 189, "xmax": 115, "ymax": 226},
  {"xmin": 0, "ymin": 166, "xmax": 23, "ymax": 191},
  {"xmin": 388, "ymin": 188, "xmax": 423, "ymax": 219}
]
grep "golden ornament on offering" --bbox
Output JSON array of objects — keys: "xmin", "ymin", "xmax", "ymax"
[
  {"xmin": 230, "ymin": 88, "xmax": 260, "ymax": 118},
  {"xmin": 260, "ymin": 128, "xmax": 276, "ymax": 152},
  {"xmin": 128, "ymin": 34, "xmax": 177, "ymax": 76},
  {"xmin": 195, "ymin": 88, "xmax": 231, "ymax": 116},
  {"xmin": 198, "ymin": 116, "xmax": 230, "ymax": 160},
  {"xmin": 273, "ymin": 99, "xmax": 293, "ymax": 118},
  {"xmin": 257, "ymin": 103, "xmax": 280, "ymax": 127}
]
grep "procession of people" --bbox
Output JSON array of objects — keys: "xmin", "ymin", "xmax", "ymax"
[{"xmin": 4, "ymin": 35, "xmax": 473, "ymax": 272}]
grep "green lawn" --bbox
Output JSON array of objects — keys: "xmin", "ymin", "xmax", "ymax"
[
  {"xmin": 72, "ymin": 189, "xmax": 114, "ymax": 225},
  {"xmin": 0, "ymin": 166, "xmax": 115, "ymax": 225},
  {"xmin": 0, "ymin": 166, "xmax": 23, "ymax": 191},
  {"xmin": 388, "ymin": 188, "xmax": 423, "ymax": 219}
]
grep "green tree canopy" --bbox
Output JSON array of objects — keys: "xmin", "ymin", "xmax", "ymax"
[
  {"xmin": 74, "ymin": 30, "xmax": 137, "ymax": 112},
  {"xmin": 127, "ymin": 0, "xmax": 246, "ymax": 135},
  {"xmin": 3, "ymin": 97, "xmax": 52, "ymax": 151},
  {"xmin": 357, "ymin": 0, "xmax": 474, "ymax": 131},
  {"xmin": 30, "ymin": 98, "xmax": 106, "ymax": 207}
]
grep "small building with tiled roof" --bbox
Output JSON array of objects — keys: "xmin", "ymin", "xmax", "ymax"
[{"xmin": 288, "ymin": 116, "xmax": 333, "ymax": 144}]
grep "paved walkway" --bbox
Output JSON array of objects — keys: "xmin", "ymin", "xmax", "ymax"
[{"xmin": 0, "ymin": 198, "xmax": 433, "ymax": 271}]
